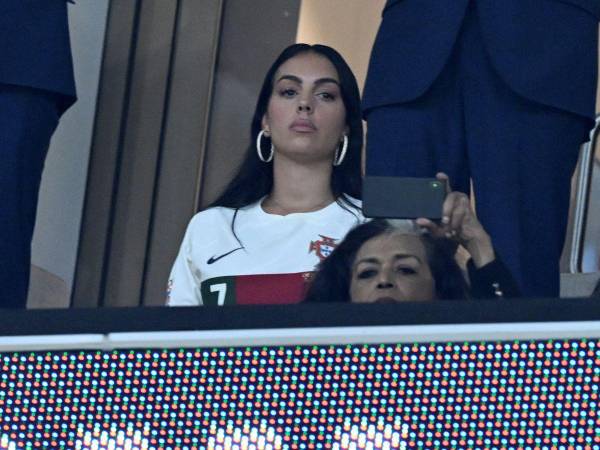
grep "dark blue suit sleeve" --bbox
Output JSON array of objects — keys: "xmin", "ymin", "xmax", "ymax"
[{"xmin": 558, "ymin": 0, "xmax": 600, "ymax": 19}]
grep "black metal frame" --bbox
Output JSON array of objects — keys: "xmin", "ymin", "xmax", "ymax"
[{"xmin": 2, "ymin": 298, "xmax": 600, "ymax": 337}]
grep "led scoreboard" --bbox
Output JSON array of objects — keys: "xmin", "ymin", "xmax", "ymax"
[{"xmin": 0, "ymin": 300, "xmax": 599, "ymax": 449}]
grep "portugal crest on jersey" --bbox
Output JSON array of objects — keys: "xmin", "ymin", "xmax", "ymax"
[{"xmin": 309, "ymin": 235, "xmax": 338, "ymax": 261}]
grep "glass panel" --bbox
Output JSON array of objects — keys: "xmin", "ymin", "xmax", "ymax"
[{"xmin": 582, "ymin": 137, "xmax": 600, "ymax": 272}]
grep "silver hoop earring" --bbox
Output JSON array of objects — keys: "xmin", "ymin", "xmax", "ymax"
[
  {"xmin": 333, "ymin": 135, "xmax": 348, "ymax": 166},
  {"xmin": 256, "ymin": 130, "xmax": 274, "ymax": 162}
]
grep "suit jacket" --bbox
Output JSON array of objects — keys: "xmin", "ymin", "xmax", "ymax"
[
  {"xmin": 0, "ymin": 0, "xmax": 76, "ymax": 113},
  {"xmin": 363, "ymin": 0, "xmax": 600, "ymax": 119}
]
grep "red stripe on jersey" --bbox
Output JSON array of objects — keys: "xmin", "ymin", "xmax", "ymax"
[{"xmin": 234, "ymin": 272, "xmax": 314, "ymax": 305}]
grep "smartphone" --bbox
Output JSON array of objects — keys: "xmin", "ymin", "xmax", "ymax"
[{"xmin": 362, "ymin": 176, "xmax": 446, "ymax": 220}]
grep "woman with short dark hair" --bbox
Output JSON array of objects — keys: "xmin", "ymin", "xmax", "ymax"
[{"xmin": 305, "ymin": 180, "xmax": 521, "ymax": 303}]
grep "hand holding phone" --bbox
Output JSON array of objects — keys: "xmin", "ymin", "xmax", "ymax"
[{"xmin": 415, "ymin": 173, "xmax": 496, "ymax": 268}]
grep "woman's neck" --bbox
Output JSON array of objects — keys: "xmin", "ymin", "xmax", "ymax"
[{"xmin": 262, "ymin": 157, "xmax": 335, "ymax": 215}]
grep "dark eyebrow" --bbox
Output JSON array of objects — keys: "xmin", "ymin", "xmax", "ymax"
[
  {"xmin": 355, "ymin": 254, "xmax": 422, "ymax": 266},
  {"xmin": 276, "ymin": 75, "xmax": 340, "ymax": 87}
]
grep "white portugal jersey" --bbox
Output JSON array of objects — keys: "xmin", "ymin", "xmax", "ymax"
[{"xmin": 167, "ymin": 197, "xmax": 363, "ymax": 306}]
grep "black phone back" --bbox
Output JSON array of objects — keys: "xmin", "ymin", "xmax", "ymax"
[{"xmin": 362, "ymin": 176, "xmax": 445, "ymax": 219}]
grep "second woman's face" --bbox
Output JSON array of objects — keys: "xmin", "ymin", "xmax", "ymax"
[
  {"xmin": 349, "ymin": 233, "xmax": 436, "ymax": 303},
  {"xmin": 262, "ymin": 52, "xmax": 348, "ymax": 163}
]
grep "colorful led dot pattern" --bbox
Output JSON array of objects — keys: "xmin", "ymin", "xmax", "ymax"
[
  {"xmin": 0, "ymin": 339, "xmax": 598, "ymax": 449},
  {"xmin": 0, "ymin": 434, "xmax": 19, "ymax": 450},
  {"xmin": 72, "ymin": 423, "xmax": 151, "ymax": 450}
]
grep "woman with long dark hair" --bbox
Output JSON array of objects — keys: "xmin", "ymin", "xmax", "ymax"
[{"xmin": 167, "ymin": 44, "xmax": 364, "ymax": 306}]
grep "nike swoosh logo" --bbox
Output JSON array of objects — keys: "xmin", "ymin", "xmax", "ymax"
[{"xmin": 207, "ymin": 247, "xmax": 244, "ymax": 264}]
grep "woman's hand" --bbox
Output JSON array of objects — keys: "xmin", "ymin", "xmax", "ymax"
[{"xmin": 415, "ymin": 173, "xmax": 495, "ymax": 268}]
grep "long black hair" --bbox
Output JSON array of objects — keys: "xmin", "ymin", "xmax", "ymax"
[
  {"xmin": 304, "ymin": 219, "xmax": 470, "ymax": 302},
  {"xmin": 208, "ymin": 43, "xmax": 363, "ymax": 210}
]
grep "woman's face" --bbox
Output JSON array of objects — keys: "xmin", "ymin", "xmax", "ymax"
[
  {"xmin": 349, "ymin": 232, "xmax": 436, "ymax": 303},
  {"xmin": 262, "ymin": 52, "xmax": 348, "ymax": 163}
]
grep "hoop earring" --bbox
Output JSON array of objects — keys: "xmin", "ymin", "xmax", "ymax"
[
  {"xmin": 333, "ymin": 135, "xmax": 348, "ymax": 166},
  {"xmin": 256, "ymin": 130, "xmax": 274, "ymax": 163}
]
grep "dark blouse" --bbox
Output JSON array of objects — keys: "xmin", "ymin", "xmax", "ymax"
[{"xmin": 467, "ymin": 257, "xmax": 521, "ymax": 299}]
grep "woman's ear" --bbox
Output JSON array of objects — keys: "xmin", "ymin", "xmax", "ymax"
[{"xmin": 261, "ymin": 115, "xmax": 270, "ymax": 136}]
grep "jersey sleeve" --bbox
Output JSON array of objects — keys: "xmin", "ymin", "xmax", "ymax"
[{"xmin": 166, "ymin": 218, "xmax": 203, "ymax": 306}]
